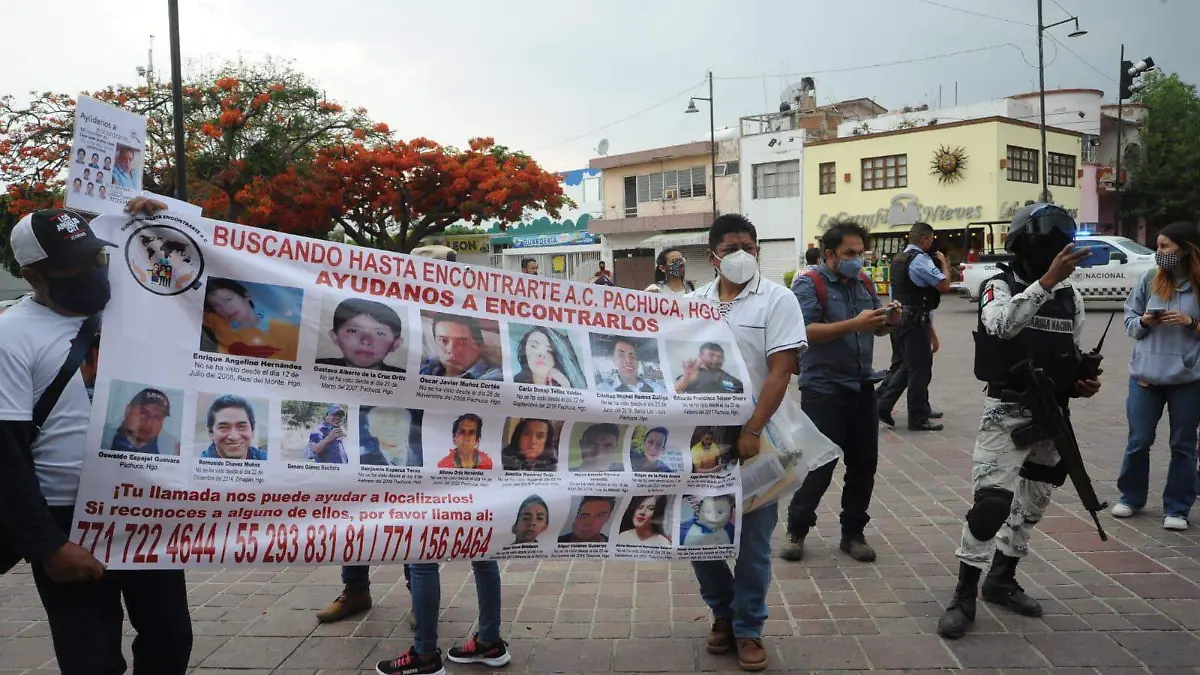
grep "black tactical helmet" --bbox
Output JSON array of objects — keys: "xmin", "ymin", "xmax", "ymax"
[{"xmin": 1004, "ymin": 203, "xmax": 1076, "ymax": 254}]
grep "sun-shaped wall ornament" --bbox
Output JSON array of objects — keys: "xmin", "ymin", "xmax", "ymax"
[{"xmin": 930, "ymin": 145, "xmax": 968, "ymax": 184}]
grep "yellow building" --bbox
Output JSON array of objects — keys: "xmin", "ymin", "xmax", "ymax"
[{"xmin": 803, "ymin": 116, "xmax": 1083, "ymax": 261}]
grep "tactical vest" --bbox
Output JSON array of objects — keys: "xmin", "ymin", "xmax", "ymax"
[
  {"xmin": 889, "ymin": 249, "xmax": 942, "ymax": 312},
  {"xmin": 973, "ymin": 269, "xmax": 1081, "ymax": 394}
]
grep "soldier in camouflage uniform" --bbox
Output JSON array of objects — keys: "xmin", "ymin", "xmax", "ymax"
[{"xmin": 938, "ymin": 204, "xmax": 1102, "ymax": 640}]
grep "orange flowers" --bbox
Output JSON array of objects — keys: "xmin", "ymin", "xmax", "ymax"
[
  {"xmin": 215, "ymin": 77, "xmax": 239, "ymax": 91},
  {"xmin": 218, "ymin": 110, "xmax": 243, "ymax": 127}
]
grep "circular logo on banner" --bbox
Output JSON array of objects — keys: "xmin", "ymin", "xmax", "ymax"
[{"xmin": 124, "ymin": 224, "xmax": 205, "ymax": 296}]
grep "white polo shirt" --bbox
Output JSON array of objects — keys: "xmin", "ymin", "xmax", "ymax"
[{"xmin": 691, "ymin": 273, "xmax": 808, "ymax": 398}]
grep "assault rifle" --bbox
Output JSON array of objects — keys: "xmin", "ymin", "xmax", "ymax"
[{"xmin": 1003, "ymin": 360, "xmax": 1108, "ymax": 541}]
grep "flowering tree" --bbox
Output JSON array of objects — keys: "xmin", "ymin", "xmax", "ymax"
[
  {"xmin": 0, "ymin": 60, "xmax": 385, "ymax": 221},
  {"xmin": 237, "ymin": 138, "xmax": 568, "ymax": 253}
]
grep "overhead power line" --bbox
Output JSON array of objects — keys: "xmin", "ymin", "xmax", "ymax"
[
  {"xmin": 532, "ymin": 78, "xmax": 707, "ymax": 152},
  {"xmin": 715, "ymin": 43, "xmax": 1027, "ymax": 81},
  {"xmin": 1047, "ymin": 35, "xmax": 1119, "ymax": 85},
  {"xmin": 918, "ymin": 0, "xmax": 1033, "ymax": 26}
]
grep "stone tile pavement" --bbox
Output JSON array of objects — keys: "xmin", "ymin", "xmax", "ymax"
[{"xmin": 1, "ymin": 301, "xmax": 1198, "ymax": 673}]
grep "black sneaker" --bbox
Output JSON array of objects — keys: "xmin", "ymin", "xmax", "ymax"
[
  {"xmin": 375, "ymin": 647, "xmax": 445, "ymax": 675},
  {"xmin": 447, "ymin": 634, "xmax": 512, "ymax": 667}
]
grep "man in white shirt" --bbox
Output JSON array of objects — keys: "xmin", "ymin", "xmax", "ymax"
[
  {"xmin": 0, "ymin": 199, "xmax": 193, "ymax": 675},
  {"xmin": 689, "ymin": 214, "xmax": 807, "ymax": 672}
]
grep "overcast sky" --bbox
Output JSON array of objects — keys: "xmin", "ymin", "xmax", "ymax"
[{"xmin": 3, "ymin": 0, "xmax": 1194, "ymax": 172}]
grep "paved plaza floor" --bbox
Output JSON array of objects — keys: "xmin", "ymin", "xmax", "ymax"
[{"xmin": 1, "ymin": 300, "xmax": 1198, "ymax": 673}]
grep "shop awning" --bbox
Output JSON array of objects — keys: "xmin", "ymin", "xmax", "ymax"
[{"xmin": 638, "ymin": 230, "xmax": 709, "ymax": 249}]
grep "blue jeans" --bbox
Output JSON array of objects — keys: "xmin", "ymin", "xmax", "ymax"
[
  {"xmin": 690, "ymin": 502, "xmax": 778, "ymax": 639},
  {"xmin": 410, "ymin": 561, "xmax": 501, "ymax": 655},
  {"xmin": 1117, "ymin": 377, "xmax": 1200, "ymax": 518},
  {"xmin": 341, "ymin": 565, "xmax": 412, "ymax": 589}
]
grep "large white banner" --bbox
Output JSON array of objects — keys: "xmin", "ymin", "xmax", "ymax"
[{"xmin": 72, "ymin": 212, "xmax": 763, "ymax": 568}]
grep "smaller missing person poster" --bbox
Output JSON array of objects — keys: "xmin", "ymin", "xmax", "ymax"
[
  {"xmin": 64, "ymin": 95, "xmax": 147, "ymax": 215},
  {"xmin": 71, "ymin": 211, "xmax": 780, "ymax": 569}
]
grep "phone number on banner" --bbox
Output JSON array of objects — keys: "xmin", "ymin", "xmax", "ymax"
[{"xmin": 74, "ymin": 520, "xmax": 493, "ymax": 567}]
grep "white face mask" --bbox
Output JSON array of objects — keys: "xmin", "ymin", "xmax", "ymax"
[{"xmin": 715, "ymin": 249, "xmax": 758, "ymax": 285}]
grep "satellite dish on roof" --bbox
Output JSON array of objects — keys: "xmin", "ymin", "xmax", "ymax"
[{"xmin": 596, "ymin": 138, "xmax": 610, "ymax": 156}]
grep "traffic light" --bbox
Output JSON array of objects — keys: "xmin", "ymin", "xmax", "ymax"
[{"xmin": 1120, "ymin": 57, "xmax": 1156, "ymax": 101}]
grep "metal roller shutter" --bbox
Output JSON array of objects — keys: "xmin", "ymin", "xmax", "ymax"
[
  {"xmin": 757, "ymin": 239, "xmax": 797, "ymax": 286},
  {"xmin": 677, "ymin": 244, "xmax": 713, "ymax": 289}
]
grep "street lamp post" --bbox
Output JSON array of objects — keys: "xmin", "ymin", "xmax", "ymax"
[
  {"xmin": 685, "ymin": 71, "xmax": 717, "ymax": 220},
  {"xmin": 167, "ymin": 0, "xmax": 187, "ymax": 201},
  {"xmin": 1036, "ymin": 0, "xmax": 1087, "ymax": 202}
]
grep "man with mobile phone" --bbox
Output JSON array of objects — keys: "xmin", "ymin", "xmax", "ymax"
[{"xmin": 783, "ymin": 221, "xmax": 899, "ymax": 566}]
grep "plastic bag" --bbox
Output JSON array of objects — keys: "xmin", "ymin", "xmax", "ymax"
[{"xmin": 741, "ymin": 388, "xmax": 842, "ymax": 513}]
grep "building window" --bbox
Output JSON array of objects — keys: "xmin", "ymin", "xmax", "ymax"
[
  {"xmin": 1006, "ymin": 145, "xmax": 1038, "ymax": 183},
  {"xmin": 1049, "ymin": 152, "xmax": 1076, "ymax": 187},
  {"xmin": 818, "ymin": 162, "xmax": 836, "ymax": 195},
  {"xmin": 860, "ymin": 154, "xmax": 907, "ymax": 191},
  {"xmin": 752, "ymin": 160, "xmax": 800, "ymax": 199},
  {"xmin": 625, "ymin": 166, "xmax": 707, "ymax": 205}
]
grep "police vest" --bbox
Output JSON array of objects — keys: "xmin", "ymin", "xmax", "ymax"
[
  {"xmin": 973, "ymin": 270, "xmax": 1081, "ymax": 394},
  {"xmin": 889, "ymin": 250, "xmax": 941, "ymax": 312}
]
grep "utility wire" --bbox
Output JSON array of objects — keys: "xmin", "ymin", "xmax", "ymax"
[
  {"xmin": 1046, "ymin": 34, "xmax": 1119, "ymax": 85},
  {"xmin": 532, "ymin": 78, "xmax": 707, "ymax": 152},
  {"xmin": 715, "ymin": 43, "xmax": 1025, "ymax": 81},
  {"xmin": 917, "ymin": 0, "xmax": 1033, "ymax": 26}
]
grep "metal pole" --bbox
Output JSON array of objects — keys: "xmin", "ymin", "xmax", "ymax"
[
  {"xmin": 168, "ymin": 0, "xmax": 187, "ymax": 201},
  {"xmin": 1037, "ymin": 0, "xmax": 1049, "ymax": 202},
  {"xmin": 1115, "ymin": 44, "xmax": 1125, "ymax": 238},
  {"xmin": 708, "ymin": 70, "xmax": 717, "ymax": 220}
]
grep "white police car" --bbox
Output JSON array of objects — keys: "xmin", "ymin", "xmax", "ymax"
[{"xmin": 958, "ymin": 234, "xmax": 1156, "ymax": 303}]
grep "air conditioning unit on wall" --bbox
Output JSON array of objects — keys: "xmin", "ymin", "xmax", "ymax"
[{"xmin": 664, "ymin": 188, "xmax": 678, "ymax": 200}]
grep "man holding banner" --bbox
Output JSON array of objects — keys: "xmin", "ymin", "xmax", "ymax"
[
  {"xmin": 690, "ymin": 214, "xmax": 807, "ymax": 672},
  {"xmin": 0, "ymin": 198, "xmax": 193, "ymax": 675}
]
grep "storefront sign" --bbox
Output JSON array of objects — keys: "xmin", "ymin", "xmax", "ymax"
[
  {"xmin": 512, "ymin": 231, "xmax": 597, "ymax": 248},
  {"xmin": 428, "ymin": 234, "xmax": 490, "ymax": 253},
  {"xmin": 817, "ymin": 194, "xmax": 984, "ymax": 230},
  {"xmin": 1000, "ymin": 201, "xmax": 1079, "ymax": 220}
]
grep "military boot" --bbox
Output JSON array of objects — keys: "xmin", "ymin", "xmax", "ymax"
[
  {"xmin": 981, "ymin": 551, "xmax": 1043, "ymax": 616},
  {"xmin": 937, "ymin": 563, "xmax": 981, "ymax": 640}
]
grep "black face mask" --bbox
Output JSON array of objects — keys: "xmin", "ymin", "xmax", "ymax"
[
  {"xmin": 1018, "ymin": 232, "xmax": 1072, "ymax": 281},
  {"xmin": 43, "ymin": 265, "xmax": 111, "ymax": 315}
]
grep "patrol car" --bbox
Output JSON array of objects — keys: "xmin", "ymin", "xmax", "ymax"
[{"xmin": 957, "ymin": 234, "xmax": 1156, "ymax": 303}]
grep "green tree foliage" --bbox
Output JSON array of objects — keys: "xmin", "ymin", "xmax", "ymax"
[{"xmin": 1122, "ymin": 72, "xmax": 1200, "ymax": 228}]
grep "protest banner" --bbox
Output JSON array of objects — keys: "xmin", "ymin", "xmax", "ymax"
[
  {"xmin": 73, "ymin": 211, "xmax": 762, "ymax": 569},
  {"xmin": 64, "ymin": 95, "xmax": 147, "ymax": 215}
]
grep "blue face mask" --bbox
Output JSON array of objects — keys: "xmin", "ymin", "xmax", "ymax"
[{"xmin": 836, "ymin": 257, "xmax": 865, "ymax": 279}]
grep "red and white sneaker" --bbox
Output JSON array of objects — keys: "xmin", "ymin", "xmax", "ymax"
[
  {"xmin": 446, "ymin": 634, "xmax": 512, "ymax": 667},
  {"xmin": 375, "ymin": 647, "xmax": 445, "ymax": 675}
]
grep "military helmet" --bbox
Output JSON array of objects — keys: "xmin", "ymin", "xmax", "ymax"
[{"xmin": 1004, "ymin": 203, "xmax": 1076, "ymax": 253}]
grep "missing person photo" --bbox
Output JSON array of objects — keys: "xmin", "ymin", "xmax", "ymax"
[
  {"xmin": 359, "ymin": 405, "xmax": 423, "ymax": 467},
  {"xmin": 591, "ymin": 334, "xmax": 666, "ymax": 393},
  {"xmin": 511, "ymin": 494, "xmax": 551, "ymax": 545},
  {"xmin": 193, "ymin": 392, "xmax": 269, "ymax": 461},
  {"xmin": 418, "ymin": 311, "xmax": 503, "ymax": 380},
  {"xmin": 629, "ymin": 425, "xmax": 682, "ymax": 473},
  {"xmin": 101, "ymin": 381, "xmax": 183, "ymax": 456},
  {"xmin": 679, "ymin": 493, "xmax": 737, "ymax": 547},
  {"xmin": 616, "ymin": 495, "xmax": 674, "ymax": 547},
  {"xmin": 558, "ymin": 496, "xmax": 616, "ymax": 544},
  {"xmin": 667, "ymin": 340, "xmax": 745, "ymax": 394},
  {"xmin": 279, "ymin": 401, "xmax": 348, "ymax": 464},
  {"xmin": 111, "ymin": 143, "xmax": 140, "ymax": 189},
  {"xmin": 500, "ymin": 417, "xmax": 561, "ymax": 472},
  {"xmin": 689, "ymin": 426, "xmax": 739, "ymax": 474},
  {"xmin": 316, "ymin": 296, "xmax": 408, "ymax": 372},
  {"xmin": 566, "ymin": 422, "xmax": 627, "ymax": 472},
  {"xmin": 426, "ymin": 412, "xmax": 495, "ymax": 470},
  {"xmin": 508, "ymin": 323, "xmax": 587, "ymax": 388},
  {"xmin": 200, "ymin": 277, "xmax": 303, "ymax": 362}
]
